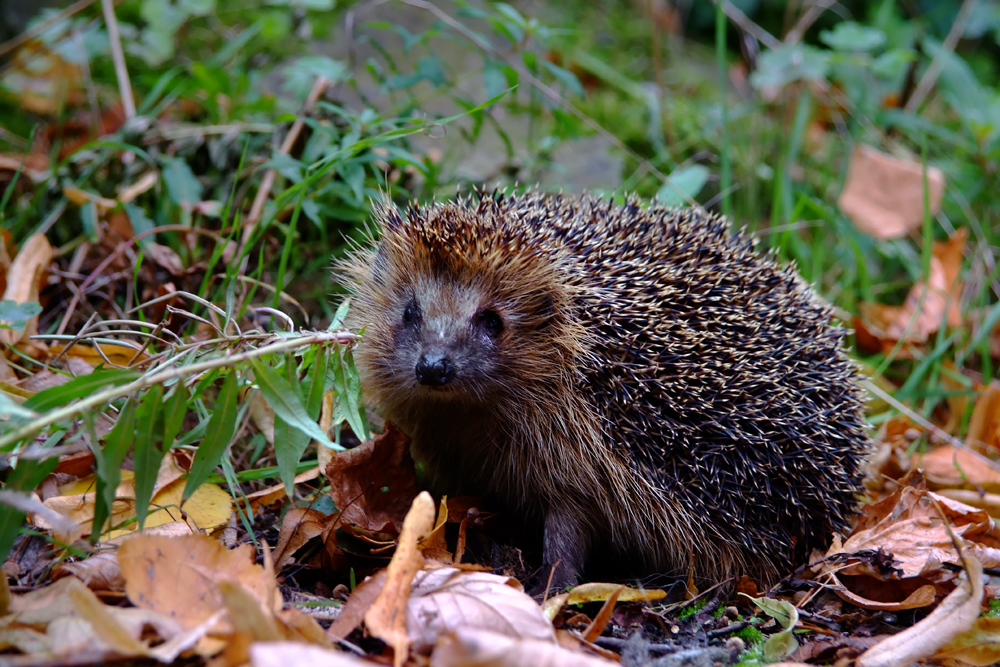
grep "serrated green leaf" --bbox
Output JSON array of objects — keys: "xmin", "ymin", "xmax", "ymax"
[
  {"xmin": 161, "ymin": 156, "xmax": 203, "ymax": 206},
  {"xmin": 330, "ymin": 344, "xmax": 368, "ymax": 442},
  {"xmin": 91, "ymin": 398, "xmax": 136, "ymax": 541},
  {"xmin": 739, "ymin": 593, "xmax": 799, "ymax": 661},
  {"xmin": 0, "ymin": 300, "xmax": 41, "ymax": 329},
  {"xmin": 133, "ymin": 385, "xmax": 164, "ymax": 531},
  {"xmin": 183, "ymin": 373, "xmax": 239, "ymax": 501},
  {"xmin": 23, "ymin": 369, "xmax": 139, "ymax": 415},
  {"xmin": 250, "ymin": 357, "xmax": 337, "ymax": 450},
  {"xmin": 656, "ymin": 164, "xmax": 710, "ymax": 207}
]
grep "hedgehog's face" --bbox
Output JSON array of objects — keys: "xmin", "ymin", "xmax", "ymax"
[{"xmin": 385, "ymin": 274, "xmax": 517, "ymax": 401}]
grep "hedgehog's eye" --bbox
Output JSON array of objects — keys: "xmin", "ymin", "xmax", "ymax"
[
  {"xmin": 478, "ymin": 309, "xmax": 504, "ymax": 338},
  {"xmin": 402, "ymin": 300, "xmax": 418, "ymax": 325}
]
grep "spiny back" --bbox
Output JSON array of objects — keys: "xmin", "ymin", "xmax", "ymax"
[{"xmin": 342, "ymin": 190, "xmax": 869, "ymax": 583}]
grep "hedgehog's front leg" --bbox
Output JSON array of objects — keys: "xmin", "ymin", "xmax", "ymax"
[{"xmin": 540, "ymin": 503, "xmax": 590, "ymax": 594}]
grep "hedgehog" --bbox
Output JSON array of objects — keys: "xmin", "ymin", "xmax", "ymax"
[{"xmin": 340, "ymin": 190, "xmax": 870, "ymax": 590}]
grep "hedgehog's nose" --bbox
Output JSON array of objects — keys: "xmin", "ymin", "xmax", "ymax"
[{"xmin": 416, "ymin": 352, "xmax": 454, "ymax": 386}]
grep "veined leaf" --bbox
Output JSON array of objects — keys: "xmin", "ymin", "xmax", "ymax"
[
  {"xmin": 249, "ymin": 356, "xmax": 336, "ymax": 450},
  {"xmin": 23, "ymin": 370, "xmax": 139, "ymax": 413},
  {"xmin": 183, "ymin": 373, "xmax": 239, "ymax": 502},
  {"xmin": 275, "ymin": 350, "xmax": 329, "ymax": 496},
  {"xmin": 331, "ymin": 343, "xmax": 368, "ymax": 442}
]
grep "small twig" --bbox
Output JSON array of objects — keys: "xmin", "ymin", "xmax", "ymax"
[
  {"xmin": 243, "ymin": 76, "xmax": 331, "ymax": 236},
  {"xmin": 712, "ymin": 0, "xmax": 781, "ymax": 50},
  {"xmin": 904, "ymin": 0, "xmax": 978, "ymax": 112},
  {"xmin": 0, "ymin": 0, "xmax": 101, "ymax": 59},
  {"xmin": 100, "ymin": 0, "xmax": 135, "ymax": 119},
  {"xmin": 0, "ymin": 331, "xmax": 357, "ymax": 451},
  {"xmin": 785, "ymin": 0, "xmax": 838, "ymax": 45}
]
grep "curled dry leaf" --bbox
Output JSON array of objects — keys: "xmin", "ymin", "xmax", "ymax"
[
  {"xmin": 1, "ymin": 233, "xmax": 53, "ymax": 345},
  {"xmin": 273, "ymin": 507, "xmax": 329, "ymax": 571},
  {"xmin": 325, "ymin": 422, "xmax": 420, "ymax": 534},
  {"xmin": 542, "ymin": 582, "xmax": 666, "ymax": 621},
  {"xmin": 250, "ymin": 641, "xmax": 377, "ymax": 667},
  {"xmin": 856, "ymin": 552, "xmax": 983, "ymax": 667},
  {"xmin": 830, "ymin": 484, "xmax": 1000, "ymax": 578},
  {"xmin": 406, "ymin": 568, "xmax": 555, "ymax": 653},
  {"xmin": 838, "ymin": 144, "xmax": 944, "ymax": 240},
  {"xmin": 365, "ymin": 491, "xmax": 436, "ymax": 667},
  {"xmin": 431, "ymin": 628, "xmax": 618, "ymax": 667}
]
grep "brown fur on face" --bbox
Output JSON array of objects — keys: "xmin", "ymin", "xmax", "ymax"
[{"xmin": 339, "ymin": 191, "xmax": 870, "ymax": 590}]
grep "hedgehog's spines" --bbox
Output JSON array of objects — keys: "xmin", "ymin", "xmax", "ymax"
[{"xmin": 342, "ymin": 190, "xmax": 870, "ymax": 586}]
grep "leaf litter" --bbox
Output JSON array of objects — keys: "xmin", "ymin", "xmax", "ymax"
[{"xmin": 4, "ymin": 7, "xmax": 1000, "ymax": 667}]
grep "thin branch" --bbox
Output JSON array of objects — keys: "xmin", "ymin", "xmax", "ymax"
[
  {"xmin": 243, "ymin": 76, "xmax": 331, "ymax": 238},
  {"xmin": 0, "ymin": 0, "xmax": 100, "ymax": 59},
  {"xmin": 100, "ymin": 0, "xmax": 135, "ymax": 119},
  {"xmin": 904, "ymin": 0, "xmax": 978, "ymax": 112},
  {"xmin": 712, "ymin": 0, "xmax": 781, "ymax": 50}
]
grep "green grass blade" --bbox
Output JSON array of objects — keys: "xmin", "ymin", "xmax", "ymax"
[
  {"xmin": 161, "ymin": 383, "xmax": 189, "ymax": 452},
  {"xmin": 132, "ymin": 385, "xmax": 165, "ymax": 531},
  {"xmin": 91, "ymin": 398, "xmax": 136, "ymax": 542},
  {"xmin": 183, "ymin": 372, "xmax": 239, "ymax": 502}
]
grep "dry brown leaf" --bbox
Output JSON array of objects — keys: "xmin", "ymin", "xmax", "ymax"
[
  {"xmin": 431, "ymin": 628, "xmax": 618, "ymax": 667},
  {"xmin": 937, "ymin": 489, "xmax": 1000, "ymax": 518},
  {"xmin": 244, "ymin": 470, "xmax": 322, "ymax": 513},
  {"xmin": 1, "ymin": 233, "xmax": 53, "ymax": 345},
  {"xmin": 935, "ymin": 616, "xmax": 1000, "ymax": 666},
  {"xmin": 831, "ymin": 485, "xmax": 1000, "ymax": 578},
  {"xmin": 827, "ymin": 573, "xmax": 936, "ymax": 611},
  {"xmin": 2, "ymin": 41, "xmax": 84, "ymax": 114},
  {"xmin": 857, "ymin": 552, "xmax": 983, "ymax": 667},
  {"xmin": 250, "ymin": 641, "xmax": 376, "ymax": 667},
  {"xmin": 325, "ymin": 422, "xmax": 420, "ymax": 534},
  {"xmin": 118, "ymin": 171, "xmax": 158, "ymax": 203},
  {"xmin": 273, "ymin": 507, "xmax": 329, "ymax": 571},
  {"xmin": 918, "ymin": 445, "xmax": 1000, "ymax": 492},
  {"xmin": 57, "ymin": 551, "xmax": 123, "ymax": 591},
  {"xmin": 0, "ymin": 576, "xmax": 186, "ymax": 659},
  {"xmin": 838, "ymin": 145, "xmax": 944, "ymax": 239},
  {"xmin": 967, "ymin": 381, "xmax": 1000, "ymax": 454},
  {"xmin": 117, "ymin": 533, "xmax": 278, "ymax": 632},
  {"xmin": 327, "ymin": 569, "xmax": 387, "ymax": 641},
  {"xmin": 0, "ymin": 153, "xmax": 49, "ymax": 183},
  {"xmin": 49, "ymin": 341, "xmax": 150, "ymax": 368},
  {"xmin": 365, "ymin": 491, "xmax": 436, "ymax": 667},
  {"xmin": 36, "ymin": 456, "xmax": 231, "ymax": 541},
  {"xmin": 406, "ymin": 568, "xmax": 555, "ymax": 653},
  {"xmin": 856, "ymin": 229, "xmax": 966, "ymax": 354}
]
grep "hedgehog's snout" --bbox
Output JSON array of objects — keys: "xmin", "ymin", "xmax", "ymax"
[{"xmin": 415, "ymin": 350, "xmax": 454, "ymax": 387}]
